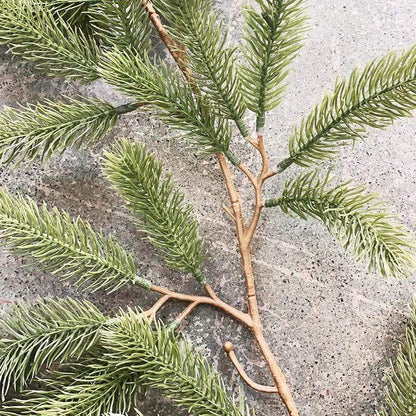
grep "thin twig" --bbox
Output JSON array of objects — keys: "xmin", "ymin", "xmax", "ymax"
[
  {"xmin": 223, "ymin": 341, "xmax": 278, "ymax": 394},
  {"xmin": 150, "ymin": 284, "xmax": 253, "ymax": 328},
  {"xmin": 144, "ymin": 294, "xmax": 170, "ymax": 323},
  {"xmin": 175, "ymin": 301, "xmax": 200, "ymax": 324}
]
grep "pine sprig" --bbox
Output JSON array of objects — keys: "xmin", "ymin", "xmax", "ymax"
[
  {"xmin": 378, "ymin": 303, "xmax": 416, "ymax": 416},
  {"xmin": 0, "ymin": 298, "xmax": 106, "ymax": 400},
  {"xmin": 89, "ymin": 0, "xmax": 152, "ymax": 53},
  {"xmin": 103, "ymin": 140, "xmax": 206, "ymax": 282},
  {"xmin": 0, "ymin": 357, "xmax": 144, "ymax": 416},
  {"xmin": 0, "ymin": 188, "xmax": 150, "ymax": 292},
  {"xmin": 153, "ymin": 0, "xmax": 249, "ymax": 137},
  {"xmin": 99, "ymin": 50, "xmax": 234, "ymax": 158},
  {"xmin": 241, "ymin": 0, "xmax": 307, "ymax": 131},
  {"xmin": 0, "ymin": 0, "xmax": 99, "ymax": 82},
  {"xmin": 278, "ymin": 44, "xmax": 416, "ymax": 171},
  {"xmin": 0, "ymin": 97, "xmax": 136, "ymax": 167},
  {"xmin": 101, "ymin": 309, "xmax": 247, "ymax": 416},
  {"xmin": 265, "ymin": 170, "xmax": 416, "ymax": 278}
]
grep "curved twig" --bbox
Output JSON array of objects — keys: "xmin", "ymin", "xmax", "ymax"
[{"xmin": 223, "ymin": 341, "xmax": 278, "ymax": 394}]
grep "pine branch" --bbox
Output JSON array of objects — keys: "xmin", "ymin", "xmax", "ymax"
[
  {"xmin": 278, "ymin": 44, "xmax": 416, "ymax": 171},
  {"xmin": 0, "ymin": 0, "xmax": 99, "ymax": 82},
  {"xmin": 103, "ymin": 140, "xmax": 206, "ymax": 282},
  {"xmin": 153, "ymin": 0, "xmax": 249, "ymax": 137},
  {"xmin": 378, "ymin": 303, "xmax": 416, "ymax": 416},
  {"xmin": 101, "ymin": 309, "xmax": 248, "ymax": 416},
  {"xmin": 99, "ymin": 50, "xmax": 234, "ymax": 158},
  {"xmin": 265, "ymin": 170, "xmax": 416, "ymax": 278},
  {"xmin": 0, "ymin": 97, "xmax": 136, "ymax": 167},
  {"xmin": 0, "ymin": 188, "xmax": 150, "ymax": 292},
  {"xmin": 241, "ymin": 0, "xmax": 307, "ymax": 131},
  {"xmin": 0, "ymin": 298, "xmax": 106, "ymax": 400},
  {"xmin": 89, "ymin": 0, "xmax": 152, "ymax": 53},
  {"xmin": 0, "ymin": 356, "xmax": 144, "ymax": 416}
]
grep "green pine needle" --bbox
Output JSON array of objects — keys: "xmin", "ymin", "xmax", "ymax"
[
  {"xmin": 265, "ymin": 170, "xmax": 416, "ymax": 278},
  {"xmin": 278, "ymin": 44, "xmax": 416, "ymax": 171},
  {"xmin": 0, "ymin": 97, "xmax": 135, "ymax": 167},
  {"xmin": 0, "ymin": 0, "xmax": 100, "ymax": 82},
  {"xmin": 0, "ymin": 298, "xmax": 106, "ymax": 400},
  {"xmin": 241, "ymin": 0, "xmax": 308, "ymax": 131},
  {"xmin": 154, "ymin": 0, "xmax": 249, "ymax": 137},
  {"xmin": 99, "ymin": 49, "xmax": 233, "ymax": 156},
  {"xmin": 0, "ymin": 356, "xmax": 144, "ymax": 416},
  {"xmin": 89, "ymin": 0, "xmax": 152, "ymax": 53},
  {"xmin": 103, "ymin": 140, "xmax": 206, "ymax": 282},
  {"xmin": 47, "ymin": 0, "xmax": 94, "ymax": 36},
  {"xmin": 101, "ymin": 309, "xmax": 248, "ymax": 416},
  {"xmin": 378, "ymin": 303, "xmax": 416, "ymax": 416},
  {"xmin": 0, "ymin": 187, "xmax": 150, "ymax": 292}
]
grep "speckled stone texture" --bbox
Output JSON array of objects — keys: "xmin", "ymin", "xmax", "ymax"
[{"xmin": 0, "ymin": 1, "xmax": 415, "ymax": 415}]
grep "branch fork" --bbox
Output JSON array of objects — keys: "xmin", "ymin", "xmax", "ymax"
[{"xmin": 140, "ymin": 2, "xmax": 298, "ymax": 415}]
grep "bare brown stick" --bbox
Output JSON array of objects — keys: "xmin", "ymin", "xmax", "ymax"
[
  {"xmin": 175, "ymin": 301, "xmax": 200, "ymax": 325},
  {"xmin": 144, "ymin": 294, "xmax": 170, "ymax": 323},
  {"xmin": 217, "ymin": 152, "xmax": 299, "ymax": 415},
  {"xmin": 150, "ymin": 284, "xmax": 253, "ymax": 328},
  {"xmin": 223, "ymin": 341, "xmax": 278, "ymax": 394}
]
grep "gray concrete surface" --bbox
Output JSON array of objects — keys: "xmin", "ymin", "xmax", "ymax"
[{"xmin": 1, "ymin": 1, "xmax": 416, "ymax": 415}]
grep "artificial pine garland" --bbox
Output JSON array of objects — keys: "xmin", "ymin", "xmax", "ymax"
[{"xmin": 0, "ymin": 0, "xmax": 415, "ymax": 415}]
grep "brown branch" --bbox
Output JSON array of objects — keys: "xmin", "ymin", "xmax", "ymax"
[
  {"xmin": 222, "ymin": 202, "xmax": 236, "ymax": 223},
  {"xmin": 141, "ymin": 0, "xmax": 193, "ymax": 83},
  {"xmin": 150, "ymin": 284, "xmax": 253, "ymax": 328},
  {"xmin": 223, "ymin": 341, "xmax": 278, "ymax": 394},
  {"xmin": 175, "ymin": 301, "xmax": 200, "ymax": 325},
  {"xmin": 144, "ymin": 294, "xmax": 170, "ymax": 323},
  {"xmin": 217, "ymin": 149, "xmax": 299, "ymax": 416},
  {"xmin": 142, "ymin": 5, "xmax": 298, "ymax": 415}
]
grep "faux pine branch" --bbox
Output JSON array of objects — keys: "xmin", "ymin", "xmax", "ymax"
[
  {"xmin": 0, "ymin": 298, "xmax": 106, "ymax": 400},
  {"xmin": 278, "ymin": 45, "xmax": 416, "ymax": 171},
  {"xmin": 0, "ymin": 188, "xmax": 150, "ymax": 292},
  {"xmin": 0, "ymin": 97, "xmax": 136, "ymax": 166},
  {"xmin": 265, "ymin": 170, "xmax": 415, "ymax": 278},
  {"xmin": 378, "ymin": 303, "xmax": 416, "ymax": 416},
  {"xmin": 103, "ymin": 140, "xmax": 206, "ymax": 281},
  {"xmin": 0, "ymin": 0, "xmax": 415, "ymax": 415}
]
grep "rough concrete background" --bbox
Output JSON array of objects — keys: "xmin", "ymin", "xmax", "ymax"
[{"xmin": 0, "ymin": 0, "xmax": 415, "ymax": 415}]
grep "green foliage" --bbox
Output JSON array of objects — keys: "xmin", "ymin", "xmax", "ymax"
[
  {"xmin": 0, "ymin": 357, "xmax": 144, "ymax": 416},
  {"xmin": 47, "ymin": 0, "xmax": 93, "ymax": 35},
  {"xmin": 265, "ymin": 170, "xmax": 416, "ymax": 278},
  {"xmin": 154, "ymin": 0, "xmax": 249, "ymax": 137},
  {"xmin": 89, "ymin": 0, "xmax": 152, "ymax": 52},
  {"xmin": 378, "ymin": 303, "xmax": 416, "ymax": 416},
  {"xmin": 241, "ymin": 0, "xmax": 307, "ymax": 130},
  {"xmin": 0, "ymin": 298, "xmax": 105, "ymax": 400},
  {"xmin": 0, "ymin": 188, "xmax": 150, "ymax": 292},
  {"xmin": 0, "ymin": 97, "xmax": 135, "ymax": 167},
  {"xmin": 99, "ymin": 50, "xmax": 233, "ymax": 157},
  {"xmin": 278, "ymin": 44, "xmax": 416, "ymax": 171},
  {"xmin": 0, "ymin": 0, "xmax": 99, "ymax": 82},
  {"xmin": 101, "ymin": 309, "xmax": 247, "ymax": 416},
  {"xmin": 103, "ymin": 140, "xmax": 206, "ymax": 282}
]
